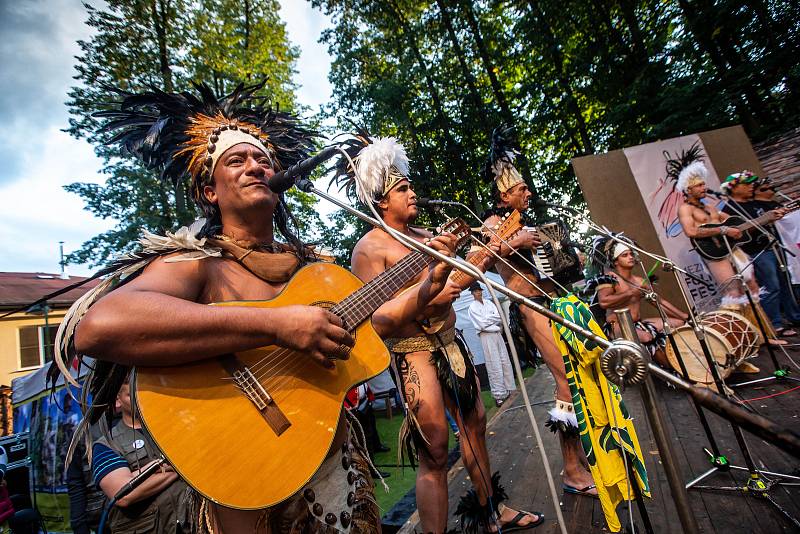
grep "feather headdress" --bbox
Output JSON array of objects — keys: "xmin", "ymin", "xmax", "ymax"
[
  {"xmin": 662, "ymin": 142, "xmax": 707, "ymax": 194},
  {"xmin": 333, "ymin": 129, "xmax": 410, "ymax": 205},
  {"xmin": 676, "ymin": 161, "xmax": 709, "ymax": 194},
  {"xmin": 484, "ymin": 126, "xmax": 524, "ymax": 193},
  {"xmin": 589, "ymin": 232, "xmax": 634, "ymax": 270},
  {"xmin": 95, "ymin": 80, "xmax": 316, "ymax": 217}
]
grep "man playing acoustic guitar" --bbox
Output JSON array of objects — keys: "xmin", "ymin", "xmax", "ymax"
[
  {"xmin": 720, "ymin": 172, "xmax": 796, "ymax": 337},
  {"xmin": 676, "ymin": 162, "xmax": 761, "ymax": 306},
  {"xmin": 62, "ymin": 82, "xmax": 457, "ymax": 533},
  {"xmin": 346, "ymin": 136, "xmax": 544, "ymax": 533}
]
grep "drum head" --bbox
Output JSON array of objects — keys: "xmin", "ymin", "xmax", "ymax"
[
  {"xmin": 666, "ymin": 325, "xmax": 734, "ymax": 385},
  {"xmin": 700, "ymin": 310, "xmax": 761, "ymax": 361}
]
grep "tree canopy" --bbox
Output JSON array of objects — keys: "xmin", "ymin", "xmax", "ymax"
[
  {"xmin": 313, "ymin": 0, "xmax": 799, "ymax": 256},
  {"xmin": 65, "ymin": 0, "xmax": 309, "ymax": 266},
  {"xmin": 66, "ymin": 0, "xmax": 800, "ymax": 265}
]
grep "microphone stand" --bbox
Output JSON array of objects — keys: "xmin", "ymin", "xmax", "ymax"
[
  {"xmin": 294, "ymin": 178, "xmax": 569, "ymax": 534},
  {"xmin": 545, "ymin": 203, "xmax": 800, "ymax": 528},
  {"xmin": 292, "ymin": 175, "xmax": 795, "ymax": 533}
]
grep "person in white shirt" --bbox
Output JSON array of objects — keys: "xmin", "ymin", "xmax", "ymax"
[{"xmin": 467, "ymin": 283, "xmax": 516, "ymax": 406}]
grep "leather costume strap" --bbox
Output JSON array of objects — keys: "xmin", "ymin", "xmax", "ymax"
[{"xmin": 206, "ymin": 238, "xmax": 302, "ymax": 283}]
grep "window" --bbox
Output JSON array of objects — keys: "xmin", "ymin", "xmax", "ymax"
[{"xmin": 18, "ymin": 324, "xmax": 59, "ymax": 369}]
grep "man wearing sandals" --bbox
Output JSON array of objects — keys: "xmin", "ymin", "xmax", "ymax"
[{"xmin": 345, "ymin": 136, "xmax": 545, "ymax": 533}]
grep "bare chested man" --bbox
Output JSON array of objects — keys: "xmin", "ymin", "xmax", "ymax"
[
  {"xmin": 479, "ymin": 130, "xmax": 596, "ymax": 498},
  {"xmin": 676, "ymin": 162, "xmax": 760, "ymax": 303},
  {"xmin": 348, "ymin": 137, "xmax": 543, "ymax": 533},
  {"xmin": 594, "ymin": 243, "xmax": 687, "ymax": 367},
  {"xmin": 66, "ymin": 84, "xmax": 455, "ymax": 533}
]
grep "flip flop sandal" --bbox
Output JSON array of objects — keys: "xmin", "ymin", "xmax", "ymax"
[
  {"xmin": 776, "ymin": 328, "xmax": 797, "ymax": 337},
  {"xmin": 491, "ymin": 504, "xmax": 545, "ymax": 532},
  {"xmin": 563, "ymin": 483, "xmax": 599, "ymax": 498}
]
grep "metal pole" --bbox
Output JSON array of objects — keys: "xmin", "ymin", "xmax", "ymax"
[{"xmin": 616, "ymin": 308, "xmax": 700, "ymax": 534}]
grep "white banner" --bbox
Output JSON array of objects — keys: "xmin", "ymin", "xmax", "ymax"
[
  {"xmin": 776, "ymin": 211, "xmax": 800, "ymax": 285},
  {"xmin": 623, "ymin": 134, "xmax": 724, "ymax": 311}
]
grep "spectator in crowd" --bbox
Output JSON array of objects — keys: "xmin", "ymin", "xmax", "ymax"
[
  {"xmin": 91, "ymin": 378, "xmax": 192, "ymax": 533},
  {"xmin": 467, "ymin": 284, "xmax": 516, "ymax": 407}
]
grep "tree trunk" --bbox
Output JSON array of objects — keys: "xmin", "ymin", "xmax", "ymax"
[
  {"xmin": 384, "ymin": 0, "xmax": 473, "ymax": 203},
  {"xmin": 459, "ymin": 0, "xmax": 535, "ymax": 183},
  {"xmin": 150, "ymin": 0, "xmax": 186, "ymax": 222},
  {"xmin": 618, "ymin": 0, "xmax": 648, "ymax": 65},
  {"xmin": 527, "ymin": 3, "xmax": 595, "ymax": 154},
  {"xmin": 676, "ymin": 0, "xmax": 760, "ymax": 132},
  {"xmin": 150, "ymin": 0, "xmax": 173, "ymax": 92},
  {"xmin": 435, "ymin": 0, "xmax": 489, "ymax": 130},
  {"xmin": 745, "ymin": 0, "xmax": 800, "ymax": 99},
  {"xmin": 244, "ymin": 0, "xmax": 250, "ymax": 51}
]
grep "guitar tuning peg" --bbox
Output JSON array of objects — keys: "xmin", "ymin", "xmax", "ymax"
[{"xmin": 505, "ymin": 212, "xmax": 510, "ymax": 217}]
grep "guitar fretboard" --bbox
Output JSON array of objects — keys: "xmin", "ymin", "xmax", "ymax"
[
  {"xmin": 734, "ymin": 201, "xmax": 799, "ymax": 233},
  {"xmin": 451, "ymin": 245, "xmax": 487, "ymax": 286},
  {"xmin": 331, "ymin": 251, "xmax": 432, "ymax": 328}
]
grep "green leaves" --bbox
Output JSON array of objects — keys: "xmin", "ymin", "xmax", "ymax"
[
  {"xmin": 65, "ymin": 0, "xmax": 303, "ymax": 267},
  {"xmin": 317, "ymin": 0, "xmax": 799, "ymax": 233}
]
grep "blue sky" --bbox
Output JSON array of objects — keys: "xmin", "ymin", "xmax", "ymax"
[{"xmin": 0, "ymin": 0, "xmax": 334, "ymax": 277}]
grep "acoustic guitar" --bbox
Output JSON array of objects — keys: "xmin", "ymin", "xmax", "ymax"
[
  {"xmin": 691, "ymin": 199, "xmax": 799, "ymax": 260},
  {"xmin": 133, "ymin": 218, "xmax": 470, "ymax": 510}
]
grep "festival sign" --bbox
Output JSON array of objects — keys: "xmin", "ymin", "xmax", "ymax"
[{"xmin": 623, "ymin": 134, "xmax": 723, "ymax": 311}]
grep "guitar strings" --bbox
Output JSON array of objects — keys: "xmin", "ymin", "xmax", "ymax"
[
  {"xmin": 247, "ymin": 297, "xmax": 366, "ymax": 385},
  {"xmin": 236, "ymin": 225, "xmax": 468, "ymax": 392},
  {"xmin": 249, "ymin": 250, "xmax": 428, "ymax": 381},
  {"xmin": 244, "ymin": 289, "xmax": 371, "ymax": 377}
]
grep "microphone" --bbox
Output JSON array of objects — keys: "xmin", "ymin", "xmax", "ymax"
[
  {"xmin": 113, "ymin": 458, "xmax": 166, "ymax": 501},
  {"xmin": 267, "ymin": 144, "xmax": 341, "ymax": 194},
  {"xmin": 416, "ymin": 197, "xmax": 460, "ymax": 208},
  {"xmin": 705, "ymin": 189, "xmax": 725, "ymax": 198},
  {"xmin": 532, "ymin": 198, "xmax": 581, "ymax": 214}
]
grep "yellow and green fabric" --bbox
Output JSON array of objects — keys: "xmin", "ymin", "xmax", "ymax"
[{"xmin": 550, "ymin": 294, "xmax": 650, "ymax": 532}]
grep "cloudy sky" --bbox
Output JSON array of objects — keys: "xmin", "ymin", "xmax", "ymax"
[{"xmin": 0, "ymin": 0, "xmax": 334, "ymax": 277}]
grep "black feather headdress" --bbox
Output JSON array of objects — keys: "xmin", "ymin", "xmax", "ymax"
[
  {"xmin": 483, "ymin": 125, "xmax": 524, "ymax": 193},
  {"xmin": 95, "ymin": 80, "xmax": 316, "ymax": 217},
  {"xmin": 589, "ymin": 232, "xmax": 635, "ymax": 271},
  {"xmin": 662, "ymin": 141, "xmax": 707, "ymax": 194}
]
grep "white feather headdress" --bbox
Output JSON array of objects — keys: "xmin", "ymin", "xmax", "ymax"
[
  {"xmin": 353, "ymin": 137, "xmax": 410, "ymax": 204},
  {"xmin": 676, "ymin": 161, "xmax": 708, "ymax": 193}
]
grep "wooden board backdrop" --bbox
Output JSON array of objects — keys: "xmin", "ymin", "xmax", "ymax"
[{"xmin": 571, "ymin": 126, "xmax": 765, "ymax": 313}]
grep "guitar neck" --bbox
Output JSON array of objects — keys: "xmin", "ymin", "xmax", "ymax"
[
  {"xmin": 734, "ymin": 213, "xmax": 775, "ymax": 233},
  {"xmin": 733, "ymin": 202, "xmax": 799, "ymax": 233},
  {"xmin": 332, "ymin": 251, "xmax": 432, "ymax": 327},
  {"xmin": 450, "ymin": 246, "xmax": 487, "ymax": 286}
]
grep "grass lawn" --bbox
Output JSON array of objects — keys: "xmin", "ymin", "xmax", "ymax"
[{"xmin": 370, "ymin": 366, "xmax": 536, "ymax": 515}]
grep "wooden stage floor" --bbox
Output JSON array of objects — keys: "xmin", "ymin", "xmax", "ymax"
[{"xmin": 398, "ymin": 342, "xmax": 800, "ymax": 533}]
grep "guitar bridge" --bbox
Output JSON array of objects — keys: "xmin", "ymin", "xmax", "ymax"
[{"xmin": 221, "ymin": 355, "xmax": 291, "ymax": 436}]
